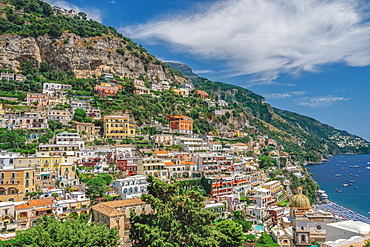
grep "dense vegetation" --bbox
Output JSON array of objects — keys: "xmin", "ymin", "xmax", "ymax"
[
  {"xmin": 0, "ymin": 215, "xmax": 120, "ymax": 247},
  {"xmin": 130, "ymin": 175, "xmax": 266, "ymax": 247},
  {"xmin": 0, "ymin": 0, "xmax": 124, "ymax": 38},
  {"xmin": 166, "ymin": 62, "xmax": 369, "ymax": 158}
]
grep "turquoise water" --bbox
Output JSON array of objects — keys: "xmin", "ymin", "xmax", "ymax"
[
  {"xmin": 308, "ymin": 154, "xmax": 370, "ymax": 216},
  {"xmin": 254, "ymin": 225, "xmax": 263, "ymax": 231}
]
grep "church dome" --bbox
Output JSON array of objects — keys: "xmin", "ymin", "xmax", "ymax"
[{"xmin": 290, "ymin": 186, "xmax": 310, "ymax": 208}]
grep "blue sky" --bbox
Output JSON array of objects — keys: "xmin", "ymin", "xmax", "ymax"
[{"xmin": 45, "ymin": 0, "xmax": 370, "ymax": 141}]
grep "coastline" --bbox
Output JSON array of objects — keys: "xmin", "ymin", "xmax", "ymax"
[
  {"xmin": 314, "ymin": 201, "xmax": 370, "ymax": 224},
  {"xmin": 308, "ymin": 154, "xmax": 370, "ymax": 222}
]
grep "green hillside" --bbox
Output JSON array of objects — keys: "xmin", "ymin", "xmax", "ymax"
[{"xmin": 166, "ymin": 62, "xmax": 370, "ymax": 157}]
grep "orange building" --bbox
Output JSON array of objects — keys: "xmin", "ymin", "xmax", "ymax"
[
  {"xmin": 194, "ymin": 90, "xmax": 209, "ymax": 99},
  {"xmin": 166, "ymin": 115, "xmax": 193, "ymax": 134},
  {"xmin": 94, "ymin": 83, "xmax": 119, "ymax": 97}
]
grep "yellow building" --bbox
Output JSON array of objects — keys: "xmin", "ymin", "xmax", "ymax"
[
  {"xmin": 0, "ymin": 167, "xmax": 36, "ymax": 202},
  {"xmin": 103, "ymin": 115, "xmax": 136, "ymax": 139}
]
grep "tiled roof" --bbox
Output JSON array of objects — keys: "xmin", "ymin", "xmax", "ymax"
[
  {"xmin": 165, "ymin": 162, "xmax": 176, "ymax": 165},
  {"xmin": 153, "ymin": 151, "xmax": 168, "ymax": 154},
  {"xmin": 102, "ymin": 198, "xmax": 145, "ymax": 208},
  {"xmin": 27, "ymin": 198, "xmax": 54, "ymax": 207},
  {"xmin": 233, "ymin": 143, "xmax": 248, "ymax": 146},
  {"xmin": 92, "ymin": 203, "xmax": 124, "ymax": 217},
  {"xmin": 15, "ymin": 203, "xmax": 31, "ymax": 210},
  {"xmin": 181, "ymin": 161, "xmax": 196, "ymax": 165}
]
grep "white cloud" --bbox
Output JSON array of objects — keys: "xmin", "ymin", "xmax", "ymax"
[
  {"xmin": 297, "ymin": 95, "xmax": 350, "ymax": 108},
  {"xmin": 43, "ymin": 0, "xmax": 103, "ymax": 22},
  {"xmin": 193, "ymin": 69, "xmax": 215, "ymax": 74},
  {"xmin": 121, "ymin": 0, "xmax": 370, "ymax": 82},
  {"xmin": 265, "ymin": 91, "xmax": 307, "ymax": 99}
]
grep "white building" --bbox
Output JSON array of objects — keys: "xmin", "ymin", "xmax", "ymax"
[
  {"xmin": 112, "ymin": 175, "xmax": 148, "ymax": 200},
  {"xmin": 325, "ymin": 220, "xmax": 370, "ymax": 241},
  {"xmin": 43, "ymin": 82, "xmax": 72, "ymax": 96},
  {"xmin": 55, "ymin": 132, "xmax": 84, "ymax": 149}
]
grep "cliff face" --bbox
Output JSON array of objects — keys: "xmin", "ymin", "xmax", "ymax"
[{"xmin": 0, "ymin": 32, "xmax": 175, "ymax": 82}]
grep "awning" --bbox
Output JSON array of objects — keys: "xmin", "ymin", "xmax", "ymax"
[
  {"xmin": 65, "ymin": 151, "xmax": 75, "ymax": 155},
  {"xmin": 70, "ymin": 203, "xmax": 78, "ymax": 207},
  {"xmin": 41, "ymin": 174, "xmax": 50, "ymax": 177},
  {"xmin": 81, "ymin": 201, "xmax": 89, "ymax": 206},
  {"xmin": 35, "ymin": 207, "xmax": 53, "ymax": 212}
]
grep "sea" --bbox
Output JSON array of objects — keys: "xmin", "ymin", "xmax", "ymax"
[{"xmin": 307, "ymin": 154, "xmax": 370, "ymax": 217}]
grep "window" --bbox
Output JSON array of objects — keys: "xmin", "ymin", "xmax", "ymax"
[
  {"xmin": 0, "ymin": 173, "xmax": 3, "ymax": 179},
  {"xmin": 11, "ymin": 173, "xmax": 15, "ymax": 178},
  {"xmin": 11, "ymin": 189, "xmax": 15, "ymax": 194},
  {"xmin": 25, "ymin": 172, "xmax": 29, "ymax": 178},
  {"xmin": 25, "ymin": 180, "xmax": 29, "ymax": 186},
  {"xmin": 301, "ymin": 235, "xmax": 306, "ymax": 242}
]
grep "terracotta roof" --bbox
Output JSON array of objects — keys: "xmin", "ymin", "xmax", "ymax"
[
  {"xmin": 28, "ymin": 198, "xmax": 54, "ymax": 207},
  {"xmin": 211, "ymin": 142, "xmax": 221, "ymax": 145},
  {"xmin": 116, "ymin": 144, "xmax": 131, "ymax": 147},
  {"xmin": 71, "ymin": 121, "xmax": 94, "ymax": 125},
  {"xmin": 181, "ymin": 161, "xmax": 196, "ymax": 165},
  {"xmin": 165, "ymin": 162, "xmax": 176, "ymax": 166},
  {"xmin": 102, "ymin": 198, "xmax": 145, "ymax": 208},
  {"xmin": 92, "ymin": 203, "xmax": 125, "ymax": 217},
  {"xmin": 15, "ymin": 203, "xmax": 31, "ymax": 210},
  {"xmin": 232, "ymin": 143, "xmax": 248, "ymax": 146},
  {"xmin": 153, "ymin": 151, "xmax": 168, "ymax": 154}
]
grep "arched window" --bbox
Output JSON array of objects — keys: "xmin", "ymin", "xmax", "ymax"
[{"xmin": 301, "ymin": 235, "xmax": 306, "ymax": 242}]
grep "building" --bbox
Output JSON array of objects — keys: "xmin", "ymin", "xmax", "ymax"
[
  {"xmin": 94, "ymin": 83, "xmax": 119, "ymax": 97},
  {"xmin": 194, "ymin": 90, "xmax": 209, "ymax": 99},
  {"xmin": 71, "ymin": 121, "xmax": 98, "ymax": 136},
  {"xmin": 166, "ymin": 115, "xmax": 193, "ymax": 134},
  {"xmin": 0, "ymin": 167, "xmax": 36, "ymax": 202},
  {"xmin": 137, "ymin": 158, "xmax": 167, "ymax": 180},
  {"xmin": 55, "ymin": 132, "xmax": 84, "ymax": 149},
  {"xmin": 290, "ymin": 186, "xmax": 333, "ymax": 247},
  {"xmin": 133, "ymin": 79, "xmax": 150, "ymax": 95},
  {"xmin": 47, "ymin": 110, "xmax": 71, "ymax": 125},
  {"xmin": 112, "ymin": 175, "xmax": 148, "ymax": 200},
  {"xmin": 103, "ymin": 115, "xmax": 136, "ymax": 140},
  {"xmin": 91, "ymin": 199, "xmax": 150, "ymax": 239},
  {"xmin": 26, "ymin": 93, "xmax": 49, "ymax": 107},
  {"xmin": 42, "ymin": 83, "xmax": 72, "ymax": 96}
]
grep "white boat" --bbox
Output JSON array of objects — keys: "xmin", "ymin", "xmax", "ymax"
[
  {"xmin": 350, "ymin": 165, "xmax": 360, "ymax": 168},
  {"xmin": 343, "ymin": 184, "xmax": 349, "ymax": 187},
  {"xmin": 366, "ymin": 167, "xmax": 370, "ymax": 170},
  {"xmin": 335, "ymin": 174, "xmax": 341, "ymax": 177}
]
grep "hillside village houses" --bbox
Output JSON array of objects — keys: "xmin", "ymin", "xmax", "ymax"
[{"xmin": 0, "ymin": 77, "xmax": 367, "ymax": 246}]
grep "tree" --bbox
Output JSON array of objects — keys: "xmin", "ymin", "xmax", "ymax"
[
  {"xmin": 72, "ymin": 109, "xmax": 87, "ymax": 122},
  {"xmin": 0, "ymin": 215, "xmax": 119, "ymax": 247},
  {"xmin": 130, "ymin": 175, "xmax": 220, "ymax": 247},
  {"xmin": 85, "ymin": 174, "xmax": 113, "ymax": 198},
  {"xmin": 215, "ymin": 219, "xmax": 246, "ymax": 247},
  {"xmin": 48, "ymin": 119, "xmax": 63, "ymax": 131}
]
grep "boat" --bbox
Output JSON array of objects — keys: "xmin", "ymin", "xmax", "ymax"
[
  {"xmin": 350, "ymin": 165, "xmax": 360, "ymax": 168},
  {"xmin": 367, "ymin": 162, "xmax": 370, "ymax": 164},
  {"xmin": 343, "ymin": 184, "xmax": 349, "ymax": 187},
  {"xmin": 335, "ymin": 164, "xmax": 338, "ymax": 166},
  {"xmin": 335, "ymin": 174, "xmax": 341, "ymax": 177},
  {"xmin": 366, "ymin": 166, "xmax": 370, "ymax": 170},
  {"xmin": 350, "ymin": 174, "xmax": 353, "ymax": 176},
  {"xmin": 354, "ymin": 187, "xmax": 358, "ymax": 190},
  {"xmin": 349, "ymin": 180, "xmax": 354, "ymax": 183},
  {"xmin": 355, "ymin": 175, "xmax": 359, "ymax": 177},
  {"xmin": 336, "ymin": 188, "xmax": 342, "ymax": 193}
]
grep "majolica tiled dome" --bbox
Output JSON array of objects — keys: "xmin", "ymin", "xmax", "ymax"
[{"xmin": 290, "ymin": 186, "xmax": 310, "ymax": 208}]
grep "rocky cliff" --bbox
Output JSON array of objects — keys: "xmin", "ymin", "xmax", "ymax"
[{"xmin": 0, "ymin": 32, "xmax": 176, "ymax": 82}]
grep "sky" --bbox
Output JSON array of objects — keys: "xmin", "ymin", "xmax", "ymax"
[{"xmin": 44, "ymin": 0, "xmax": 370, "ymax": 141}]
